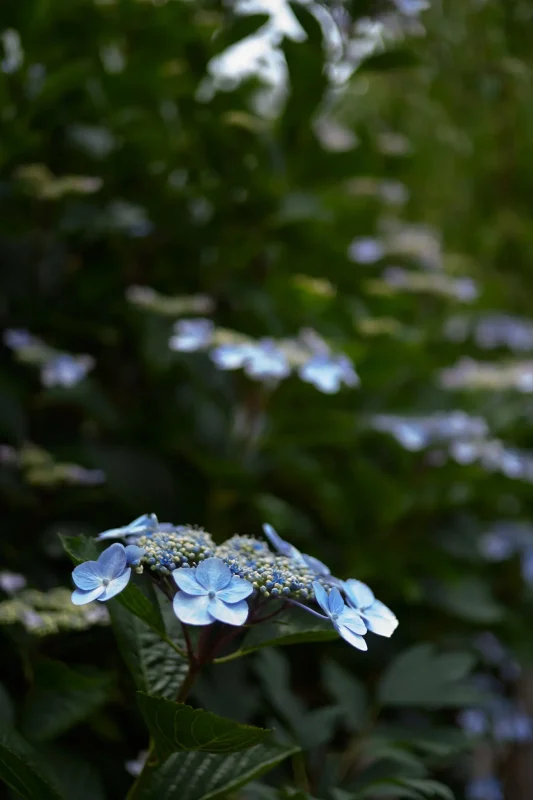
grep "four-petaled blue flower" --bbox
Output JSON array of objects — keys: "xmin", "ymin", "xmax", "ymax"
[
  {"xmin": 41, "ymin": 353, "xmax": 94, "ymax": 388},
  {"xmin": 169, "ymin": 318, "xmax": 214, "ymax": 352},
  {"xmin": 71, "ymin": 543, "xmax": 141, "ymax": 605},
  {"xmin": 299, "ymin": 354, "xmax": 359, "ymax": 394},
  {"xmin": 173, "ymin": 557, "xmax": 253, "ymax": 626},
  {"xmin": 313, "ymin": 582, "xmax": 368, "ymax": 651},
  {"xmin": 343, "ymin": 579, "xmax": 398, "ymax": 637}
]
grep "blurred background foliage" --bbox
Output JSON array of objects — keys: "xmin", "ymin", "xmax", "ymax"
[{"xmin": 2, "ymin": 0, "xmax": 533, "ymax": 797}]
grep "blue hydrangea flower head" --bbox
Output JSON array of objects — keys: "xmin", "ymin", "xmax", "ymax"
[
  {"xmin": 298, "ymin": 353, "xmax": 359, "ymax": 394},
  {"xmin": 209, "ymin": 341, "xmax": 255, "ymax": 371},
  {"xmin": 41, "ymin": 353, "xmax": 94, "ymax": 388},
  {"xmin": 97, "ymin": 513, "xmax": 161, "ymax": 541},
  {"xmin": 243, "ymin": 339, "xmax": 290, "ymax": 381},
  {"xmin": 172, "ymin": 557, "xmax": 253, "ymax": 626},
  {"xmin": 313, "ymin": 581, "xmax": 367, "ymax": 650},
  {"xmin": 71, "ymin": 543, "xmax": 132, "ymax": 605},
  {"xmin": 169, "ymin": 318, "xmax": 214, "ymax": 352},
  {"xmin": 343, "ymin": 579, "xmax": 398, "ymax": 637}
]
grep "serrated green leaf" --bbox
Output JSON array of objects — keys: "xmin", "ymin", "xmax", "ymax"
[
  {"xmin": 20, "ymin": 660, "xmax": 112, "ymax": 742},
  {"xmin": 0, "ymin": 726, "xmax": 64, "ymax": 800},
  {"xmin": 377, "ymin": 644, "xmax": 477, "ymax": 709},
  {"xmin": 109, "ymin": 594, "xmax": 188, "ymax": 698},
  {"xmin": 61, "ymin": 534, "xmax": 165, "ymax": 635},
  {"xmin": 137, "ymin": 694, "xmax": 270, "ymax": 761},
  {"xmin": 140, "ymin": 739, "xmax": 299, "ymax": 800},
  {"xmin": 237, "ymin": 606, "xmax": 337, "ymax": 657}
]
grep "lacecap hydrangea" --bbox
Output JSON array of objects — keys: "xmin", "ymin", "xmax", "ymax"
[{"xmin": 70, "ymin": 514, "xmax": 398, "ymax": 653}]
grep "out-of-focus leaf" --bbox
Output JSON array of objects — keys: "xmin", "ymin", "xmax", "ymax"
[
  {"xmin": 378, "ymin": 644, "xmax": 477, "ymax": 708},
  {"xmin": 20, "ymin": 660, "xmax": 112, "ymax": 742},
  {"xmin": 356, "ymin": 50, "xmax": 420, "ymax": 73},
  {"xmin": 0, "ymin": 727, "xmax": 64, "ymax": 800},
  {"xmin": 322, "ymin": 660, "xmax": 368, "ymax": 732}
]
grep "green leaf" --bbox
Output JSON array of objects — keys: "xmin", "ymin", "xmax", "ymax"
[
  {"xmin": 352, "ymin": 779, "xmax": 455, "ymax": 799},
  {"xmin": 356, "ymin": 49, "xmax": 419, "ymax": 73},
  {"xmin": 108, "ymin": 594, "xmax": 188, "ymax": 698},
  {"xmin": 61, "ymin": 534, "xmax": 165, "ymax": 635},
  {"xmin": 322, "ymin": 660, "xmax": 368, "ymax": 732},
  {"xmin": 236, "ymin": 606, "xmax": 337, "ymax": 657},
  {"xmin": 435, "ymin": 577, "xmax": 505, "ymax": 623},
  {"xmin": 378, "ymin": 644, "xmax": 477, "ymax": 709},
  {"xmin": 20, "ymin": 660, "xmax": 112, "ymax": 742},
  {"xmin": 140, "ymin": 739, "xmax": 299, "ymax": 800},
  {"xmin": 0, "ymin": 726, "xmax": 64, "ymax": 800},
  {"xmin": 137, "ymin": 694, "xmax": 271, "ymax": 761},
  {"xmin": 35, "ymin": 747, "xmax": 105, "ymax": 800},
  {"xmin": 0, "ymin": 683, "xmax": 15, "ymax": 727}
]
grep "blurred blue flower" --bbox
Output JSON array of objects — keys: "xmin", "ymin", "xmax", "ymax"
[
  {"xmin": 3, "ymin": 328, "xmax": 37, "ymax": 350},
  {"xmin": 211, "ymin": 342, "xmax": 255, "ymax": 370},
  {"xmin": 243, "ymin": 339, "xmax": 290, "ymax": 381},
  {"xmin": 97, "ymin": 513, "xmax": 163, "ymax": 541},
  {"xmin": 344, "ymin": 579, "xmax": 398, "ymax": 637},
  {"xmin": 313, "ymin": 581, "xmax": 367, "ymax": 650},
  {"xmin": 0, "ymin": 571, "xmax": 27, "ymax": 594},
  {"xmin": 41, "ymin": 353, "xmax": 93, "ymax": 388},
  {"xmin": 71, "ymin": 543, "xmax": 132, "ymax": 605},
  {"xmin": 466, "ymin": 777, "xmax": 503, "ymax": 800},
  {"xmin": 172, "ymin": 557, "xmax": 253, "ymax": 626},
  {"xmin": 494, "ymin": 709, "xmax": 533, "ymax": 742},
  {"xmin": 169, "ymin": 318, "xmax": 214, "ymax": 352},
  {"xmin": 521, "ymin": 546, "xmax": 533, "ymax": 584},
  {"xmin": 299, "ymin": 353, "xmax": 359, "ymax": 394},
  {"xmin": 348, "ymin": 237, "xmax": 384, "ymax": 264},
  {"xmin": 458, "ymin": 708, "xmax": 489, "ymax": 737}
]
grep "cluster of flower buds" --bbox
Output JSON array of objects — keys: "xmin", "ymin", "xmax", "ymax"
[{"xmin": 70, "ymin": 514, "xmax": 398, "ymax": 652}]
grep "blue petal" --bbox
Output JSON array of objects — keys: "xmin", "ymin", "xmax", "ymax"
[
  {"xmin": 130, "ymin": 513, "xmax": 158, "ymax": 530},
  {"xmin": 195, "ymin": 558, "xmax": 232, "ymax": 592},
  {"xmin": 208, "ymin": 597, "xmax": 249, "ymax": 626},
  {"xmin": 98, "ymin": 543, "xmax": 127, "ymax": 580},
  {"xmin": 328, "ymin": 587, "xmax": 345, "ymax": 617},
  {"xmin": 262, "ymin": 524, "xmax": 305, "ymax": 563},
  {"xmin": 98, "ymin": 568, "xmax": 131, "ymax": 601},
  {"xmin": 302, "ymin": 553, "xmax": 330, "ymax": 576},
  {"xmin": 363, "ymin": 606, "xmax": 398, "ymax": 637},
  {"xmin": 173, "ymin": 568, "xmax": 206, "ymax": 595},
  {"xmin": 71, "ymin": 585, "xmax": 105, "ymax": 605},
  {"xmin": 125, "ymin": 545, "xmax": 144, "ymax": 566},
  {"xmin": 337, "ymin": 623, "xmax": 368, "ymax": 651},
  {"xmin": 97, "ymin": 528, "xmax": 128, "ymax": 541},
  {"xmin": 369, "ymin": 598, "xmax": 397, "ymax": 620},
  {"xmin": 211, "ymin": 344, "xmax": 252, "ymax": 370},
  {"xmin": 72, "ymin": 561, "xmax": 103, "ymax": 590},
  {"xmin": 338, "ymin": 607, "xmax": 367, "ymax": 635},
  {"xmin": 312, "ymin": 581, "xmax": 330, "ymax": 615},
  {"xmin": 344, "ymin": 578, "xmax": 375, "ymax": 610},
  {"xmin": 173, "ymin": 592, "xmax": 212, "ymax": 625},
  {"xmin": 217, "ymin": 577, "xmax": 254, "ymax": 603}
]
